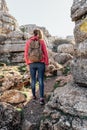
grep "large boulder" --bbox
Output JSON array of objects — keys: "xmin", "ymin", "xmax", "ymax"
[
  {"xmin": 57, "ymin": 43, "xmax": 74, "ymax": 55},
  {"xmin": 71, "ymin": 0, "xmax": 87, "ymax": 86},
  {"xmin": 0, "ymin": 90, "xmax": 26, "ymax": 104},
  {"xmin": 71, "ymin": 58, "xmax": 87, "ymax": 86},
  {"xmin": 54, "ymin": 53, "xmax": 73, "ymax": 64},
  {"xmin": 40, "ymin": 83, "xmax": 87, "ymax": 130}
]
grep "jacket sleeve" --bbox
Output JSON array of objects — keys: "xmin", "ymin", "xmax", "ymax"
[
  {"xmin": 42, "ymin": 40, "xmax": 49, "ymax": 65},
  {"xmin": 24, "ymin": 40, "xmax": 30, "ymax": 65}
]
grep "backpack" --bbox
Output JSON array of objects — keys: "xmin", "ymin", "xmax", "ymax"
[{"xmin": 28, "ymin": 40, "xmax": 43, "ymax": 62}]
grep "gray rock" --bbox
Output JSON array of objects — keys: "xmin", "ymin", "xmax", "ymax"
[
  {"xmin": 71, "ymin": 58, "xmax": 87, "ymax": 86},
  {"xmin": 74, "ymin": 20, "xmax": 87, "ymax": 43},
  {"xmin": 20, "ymin": 24, "xmax": 51, "ymax": 37},
  {"xmin": 71, "ymin": 0, "xmax": 87, "ymax": 86},
  {"xmin": 0, "ymin": 0, "xmax": 9, "ymax": 12},
  {"xmin": 40, "ymin": 83, "xmax": 87, "ymax": 130},
  {"xmin": 0, "ymin": 0, "xmax": 19, "ymax": 34},
  {"xmin": 0, "ymin": 102, "xmax": 21, "ymax": 130},
  {"xmin": 57, "ymin": 44, "xmax": 74, "ymax": 55},
  {"xmin": 71, "ymin": 0, "xmax": 87, "ymax": 21},
  {"xmin": 54, "ymin": 53, "xmax": 73, "ymax": 64},
  {"xmin": 22, "ymin": 120, "xmax": 37, "ymax": 130}
]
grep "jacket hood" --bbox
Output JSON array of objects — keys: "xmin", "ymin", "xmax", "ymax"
[{"xmin": 30, "ymin": 36, "xmax": 39, "ymax": 40}]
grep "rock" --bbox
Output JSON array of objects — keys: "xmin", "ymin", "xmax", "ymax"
[
  {"xmin": 71, "ymin": 0, "xmax": 87, "ymax": 21},
  {"xmin": 0, "ymin": 102, "xmax": 21, "ymax": 130},
  {"xmin": 71, "ymin": 58, "xmax": 87, "ymax": 86},
  {"xmin": 23, "ymin": 32, "xmax": 31, "ymax": 40},
  {"xmin": 0, "ymin": 0, "xmax": 19, "ymax": 34},
  {"xmin": 0, "ymin": 0, "xmax": 9, "ymax": 12},
  {"xmin": 7, "ymin": 30, "xmax": 24, "ymax": 40},
  {"xmin": 75, "ymin": 40, "xmax": 87, "ymax": 57},
  {"xmin": 40, "ymin": 83, "xmax": 87, "ymax": 129},
  {"xmin": 54, "ymin": 53, "xmax": 73, "ymax": 64},
  {"xmin": 20, "ymin": 24, "xmax": 51, "ymax": 37},
  {"xmin": 40, "ymin": 119, "xmax": 53, "ymax": 130},
  {"xmin": 71, "ymin": 0, "xmax": 87, "ymax": 86},
  {"xmin": 51, "ymin": 38, "xmax": 74, "ymax": 53},
  {"xmin": 0, "ymin": 90, "xmax": 26, "ymax": 104},
  {"xmin": 0, "ymin": 34, "xmax": 7, "ymax": 42},
  {"xmin": 55, "ymin": 74, "xmax": 73, "ymax": 87},
  {"xmin": 22, "ymin": 120, "xmax": 37, "ymax": 130},
  {"xmin": 74, "ymin": 19, "xmax": 87, "ymax": 43},
  {"xmin": 57, "ymin": 43, "xmax": 74, "ymax": 55},
  {"xmin": 0, "ymin": 40, "xmax": 25, "ymax": 53},
  {"xmin": 0, "ymin": 40, "xmax": 25, "ymax": 64}
]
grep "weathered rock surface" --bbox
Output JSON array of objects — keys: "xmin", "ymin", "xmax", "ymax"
[
  {"xmin": 0, "ymin": 102, "xmax": 22, "ymax": 130},
  {"xmin": 0, "ymin": 0, "xmax": 24, "ymax": 65},
  {"xmin": 0, "ymin": 34, "xmax": 7, "ymax": 42},
  {"xmin": 74, "ymin": 19, "xmax": 87, "ymax": 43},
  {"xmin": 71, "ymin": 0, "xmax": 87, "ymax": 86},
  {"xmin": 22, "ymin": 120, "xmax": 37, "ymax": 130},
  {"xmin": 71, "ymin": 0, "xmax": 87, "ymax": 21},
  {"xmin": 54, "ymin": 53, "xmax": 73, "ymax": 64},
  {"xmin": 0, "ymin": 40, "xmax": 25, "ymax": 64},
  {"xmin": 0, "ymin": 90, "xmax": 26, "ymax": 104},
  {"xmin": 20, "ymin": 24, "xmax": 51, "ymax": 37},
  {"xmin": 0, "ymin": 0, "xmax": 19, "ymax": 34},
  {"xmin": 57, "ymin": 43, "xmax": 74, "ymax": 55},
  {"xmin": 71, "ymin": 58, "xmax": 87, "ymax": 86},
  {"xmin": 0, "ymin": 0, "xmax": 9, "ymax": 12},
  {"xmin": 49, "ymin": 37, "xmax": 74, "ymax": 53},
  {"xmin": 71, "ymin": 0, "xmax": 87, "ymax": 43},
  {"xmin": 40, "ymin": 83, "xmax": 87, "ymax": 130},
  {"xmin": 0, "ymin": 40, "xmax": 25, "ymax": 53}
]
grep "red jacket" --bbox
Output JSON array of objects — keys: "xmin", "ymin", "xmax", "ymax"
[{"xmin": 24, "ymin": 36, "xmax": 49, "ymax": 65}]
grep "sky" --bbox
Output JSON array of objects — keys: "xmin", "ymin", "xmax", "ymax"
[{"xmin": 6, "ymin": 0, "xmax": 74, "ymax": 38}]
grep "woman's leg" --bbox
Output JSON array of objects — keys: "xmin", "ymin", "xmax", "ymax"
[
  {"xmin": 30, "ymin": 63, "xmax": 37, "ymax": 97},
  {"xmin": 37, "ymin": 63, "xmax": 45, "ymax": 98}
]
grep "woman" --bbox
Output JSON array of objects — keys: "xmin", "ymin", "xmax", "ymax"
[{"xmin": 24, "ymin": 29, "xmax": 49, "ymax": 105}]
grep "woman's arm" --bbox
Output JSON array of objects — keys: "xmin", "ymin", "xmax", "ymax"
[
  {"xmin": 41, "ymin": 40, "xmax": 49, "ymax": 65},
  {"xmin": 24, "ymin": 40, "xmax": 30, "ymax": 65}
]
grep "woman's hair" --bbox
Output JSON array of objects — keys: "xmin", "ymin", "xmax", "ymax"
[{"xmin": 33, "ymin": 29, "xmax": 43, "ymax": 39}]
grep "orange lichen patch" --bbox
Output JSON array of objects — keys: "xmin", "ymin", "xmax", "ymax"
[{"xmin": 80, "ymin": 18, "xmax": 87, "ymax": 33}]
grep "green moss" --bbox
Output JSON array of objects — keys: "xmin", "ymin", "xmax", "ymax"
[
  {"xmin": 16, "ymin": 108, "xmax": 22, "ymax": 112},
  {"xmin": 18, "ymin": 65, "xmax": 27, "ymax": 73},
  {"xmin": 0, "ymin": 75, "xmax": 4, "ymax": 79},
  {"xmin": 16, "ymin": 107, "xmax": 24, "ymax": 121},
  {"xmin": 53, "ymin": 82, "xmax": 60, "ymax": 89},
  {"xmin": 20, "ymin": 91, "xmax": 29, "ymax": 98},
  {"xmin": 63, "ymin": 66, "xmax": 70, "ymax": 76}
]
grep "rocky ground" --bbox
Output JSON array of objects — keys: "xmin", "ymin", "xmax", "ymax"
[{"xmin": 22, "ymin": 76, "xmax": 57, "ymax": 129}]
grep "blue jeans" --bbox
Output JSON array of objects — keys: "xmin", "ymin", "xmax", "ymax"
[{"xmin": 29, "ymin": 62, "xmax": 45, "ymax": 98}]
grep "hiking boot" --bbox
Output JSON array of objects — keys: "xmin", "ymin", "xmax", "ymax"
[{"xmin": 40, "ymin": 98, "xmax": 45, "ymax": 105}]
